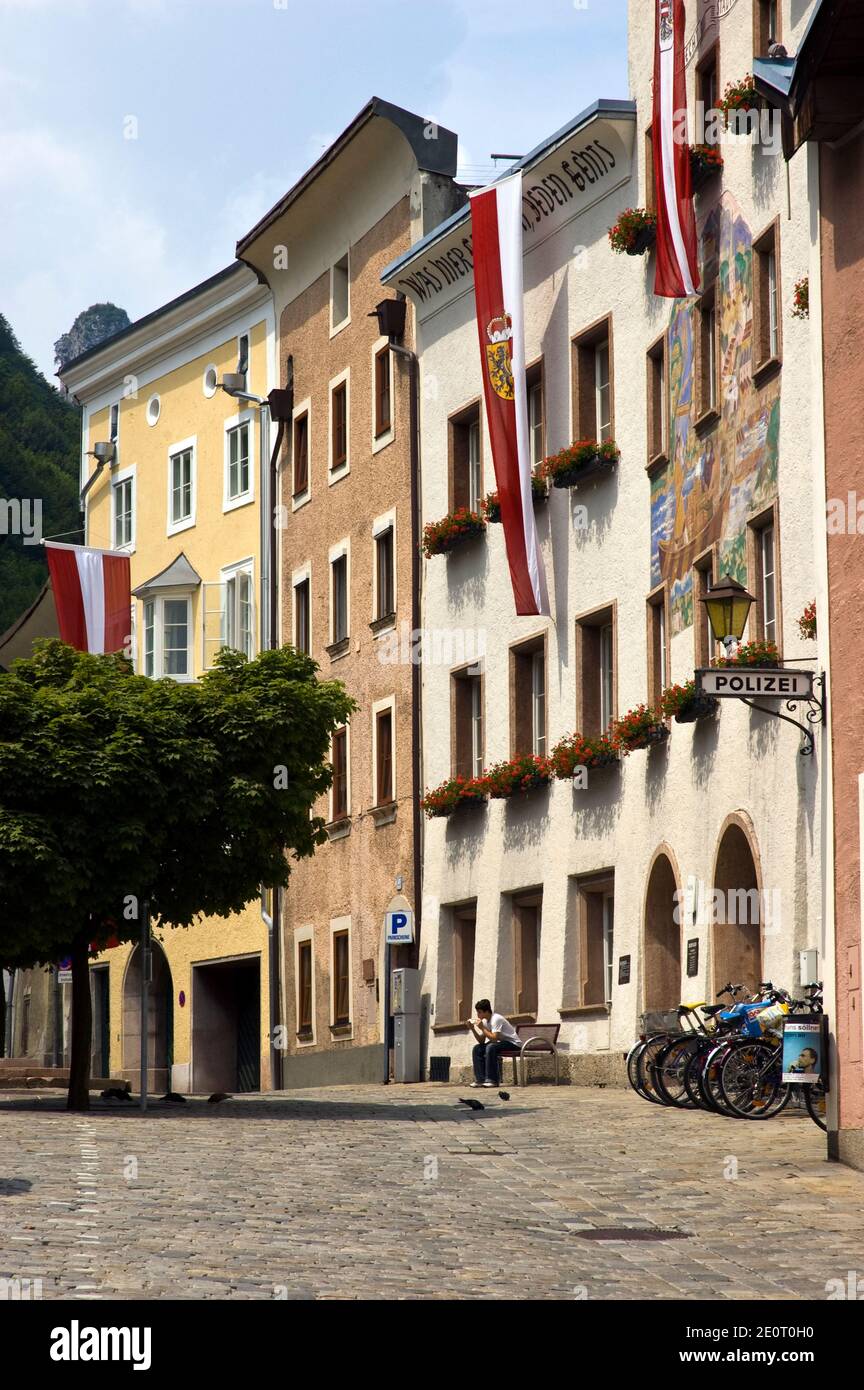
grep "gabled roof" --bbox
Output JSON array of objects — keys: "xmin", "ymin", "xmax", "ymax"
[
  {"xmin": 381, "ymin": 97, "xmax": 636, "ymax": 284},
  {"xmin": 237, "ymin": 97, "xmax": 458, "ymax": 256},
  {"xmin": 132, "ymin": 553, "xmax": 202, "ymax": 598}
]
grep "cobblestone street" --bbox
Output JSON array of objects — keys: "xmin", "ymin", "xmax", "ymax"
[{"xmin": 1, "ymin": 1084, "xmax": 863, "ymax": 1302}]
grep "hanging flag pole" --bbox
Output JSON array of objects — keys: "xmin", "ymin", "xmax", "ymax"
[
  {"xmin": 469, "ymin": 172, "xmax": 549, "ymax": 619},
  {"xmin": 652, "ymin": 0, "xmax": 700, "ymax": 298}
]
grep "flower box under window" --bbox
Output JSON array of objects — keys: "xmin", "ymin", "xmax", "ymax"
[
  {"xmin": 540, "ymin": 439, "xmax": 620, "ymax": 490},
  {"xmin": 421, "ymin": 508, "xmax": 486, "ymax": 558}
]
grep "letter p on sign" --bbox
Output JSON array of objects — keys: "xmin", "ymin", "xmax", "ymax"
[{"xmin": 385, "ymin": 910, "xmax": 414, "ymax": 944}]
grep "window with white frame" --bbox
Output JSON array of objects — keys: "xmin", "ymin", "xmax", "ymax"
[
  {"xmin": 168, "ymin": 439, "xmax": 195, "ymax": 533},
  {"xmin": 222, "ymin": 562, "xmax": 255, "ymax": 659},
  {"xmin": 330, "ymin": 546, "xmax": 349, "ymax": 647},
  {"xmin": 372, "ymin": 513, "xmax": 395, "ymax": 624},
  {"xmin": 142, "ymin": 595, "xmax": 192, "ymax": 679},
  {"xmin": 531, "ymin": 648, "xmax": 546, "ymax": 756},
  {"xmin": 112, "ymin": 470, "xmax": 134, "ymax": 550},
  {"xmin": 527, "ymin": 362, "xmax": 544, "ymax": 468},
  {"xmin": 594, "ymin": 339, "xmax": 612, "ymax": 442},
  {"xmin": 293, "ymin": 568, "xmax": 311, "ymax": 655},
  {"xmin": 225, "ymin": 417, "xmax": 252, "ymax": 506}
]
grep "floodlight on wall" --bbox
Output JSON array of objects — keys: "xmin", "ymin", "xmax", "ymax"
[
  {"xmin": 79, "ymin": 440, "xmax": 117, "ymax": 508},
  {"xmin": 220, "ymin": 372, "xmax": 248, "ymax": 395},
  {"xmin": 369, "ymin": 297, "xmax": 407, "ymax": 341}
]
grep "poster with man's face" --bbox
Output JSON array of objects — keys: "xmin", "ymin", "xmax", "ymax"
[{"xmin": 781, "ymin": 1018, "xmax": 823, "ymax": 1084}]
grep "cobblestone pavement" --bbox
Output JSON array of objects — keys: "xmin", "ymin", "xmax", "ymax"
[{"xmin": 2, "ymin": 1084, "xmax": 863, "ymax": 1301}]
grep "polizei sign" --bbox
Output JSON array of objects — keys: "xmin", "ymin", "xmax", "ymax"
[{"xmin": 696, "ymin": 668, "xmax": 815, "ymax": 700}]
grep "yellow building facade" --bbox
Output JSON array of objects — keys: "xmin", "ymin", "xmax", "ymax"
[{"xmin": 60, "ymin": 263, "xmax": 278, "ymax": 1094}]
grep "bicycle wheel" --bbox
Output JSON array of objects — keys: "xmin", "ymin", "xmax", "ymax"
[
  {"xmin": 698, "ymin": 1039, "xmax": 738, "ymax": 1114},
  {"xmin": 804, "ymin": 1082, "xmax": 827, "ymax": 1132},
  {"xmin": 637, "ymin": 1034, "xmax": 673, "ymax": 1104},
  {"xmin": 719, "ymin": 1039, "xmax": 790, "ymax": 1119},
  {"xmin": 626, "ymin": 1040, "xmax": 646, "ymax": 1096},
  {"xmin": 684, "ymin": 1038, "xmax": 717, "ymax": 1109},
  {"xmin": 653, "ymin": 1035, "xmax": 701, "ymax": 1107}
]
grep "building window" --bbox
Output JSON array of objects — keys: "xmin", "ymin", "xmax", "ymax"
[
  {"xmin": 168, "ymin": 442, "xmax": 195, "ymax": 531},
  {"xmin": 448, "ymin": 402, "xmax": 483, "ymax": 513},
  {"xmin": 331, "ymin": 380, "xmax": 348, "ymax": 473},
  {"xmin": 749, "ymin": 508, "xmax": 780, "ymax": 646},
  {"xmin": 143, "ymin": 595, "xmax": 192, "ymax": 680},
  {"xmin": 572, "ymin": 317, "xmax": 614, "ymax": 442},
  {"xmin": 452, "ymin": 667, "xmax": 484, "ymax": 780},
  {"xmin": 331, "ymin": 726, "xmax": 348, "ymax": 821},
  {"xmin": 226, "ymin": 419, "xmax": 251, "ymax": 504},
  {"xmin": 647, "ymin": 333, "xmax": 667, "ymax": 463},
  {"xmin": 297, "ymin": 940, "xmax": 313, "ymax": 1039},
  {"xmin": 294, "ymin": 575, "xmax": 310, "ymax": 655},
  {"xmin": 693, "ymin": 551, "xmax": 716, "ymax": 667},
  {"xmin": 223, "ymin": 565, "xmax": 254, "ymax": 659},
  {"xmin": 374, "ymin": 345, "xmax": 391, "ymax": 437},
  {"xmin": 330, "ymin": 551, "xmax": 348, "ymax": 646},
  {"xmin": 697, "ymin": 286, "xmax": 719, "ymax": 421},
  {"xmin": 513, "ymin": 894, "xmax": 541, "ymax": 1017},
  {"xmin": 510, "ymin": 636, "xmax": 546, "ymax": 757},
  {"xmin": 567, "ymin": 873, "xmax": 615, "ymax": 1009},
  {"xmin": 696, "ymin": 43, "xmax": 719, "ymax": 115},
  {"xmin": 647, "ymin": 587, "xmax": 669, "ymax": 709},
  {"xmin": 112, "ymin": 473, "xmax": 134, "ymax": 549},
  {"xmin": 576, "ymin": 605, "xmax": 615, "ymax": 737},
  {"xmin": 753, "ymin": 221, "xmax": 782, "ymax": 376},
  {"xmin": 109, "ymin": 402, "xmax": 120, "ymax": 451},
  {"xmin": 293, "ymin": 411, "xmax": 309, "ymax": 498},
  {"xmin": 331, "ymin": 253, "xmax": 350, "ymax": 331},
  {"xmin": 452, "ymin": 906, "xmax": 476, "ymax": 1024},
  {"xmin": 374, "ymin": 525, "xmax": 395, "ymax": 622},
  {"xmin": 527, "ymin": 361, "xmax": 544, "ymax": 468},
  {"xmin": 755, "ymin": 0, "xmax": 780, "ymax": 55},
  {"xmin": 375, "ymin": 707, "xmax": 394, "ymax": 806},
  {"xmin": 332, "ymin": 929, "xmax": 350, "ymax": 1025}
]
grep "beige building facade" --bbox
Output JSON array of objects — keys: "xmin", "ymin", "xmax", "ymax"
[{"xmin": 237, "ymin": 100, "xmax": 460, "ymax": 1083}]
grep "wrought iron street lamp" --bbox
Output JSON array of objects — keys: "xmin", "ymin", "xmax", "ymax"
[{"xmin": 701, "ymin": 574, "xmax": 755, "ymax": 656}]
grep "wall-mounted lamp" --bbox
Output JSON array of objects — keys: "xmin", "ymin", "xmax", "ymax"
[{"xmin": 700, "ymin": 574, "xmax": 755, "ymax": 656}]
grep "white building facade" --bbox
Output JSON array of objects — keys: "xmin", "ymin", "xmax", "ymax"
[{"xmin": 383, "ymin": 0, "xmax": 826, "ymax": 1083}]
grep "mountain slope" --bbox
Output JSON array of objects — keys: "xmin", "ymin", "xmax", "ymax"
[{"xmin": 0, "ymin": 316, "xmax": 81, "ymax": 634}]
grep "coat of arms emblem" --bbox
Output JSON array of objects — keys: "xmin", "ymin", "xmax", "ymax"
[
  {"xmin": 485, "ymin": 312, "xmax": 514, "ymax": 400},
  {"xmin": 659, "ymin": 0, "xmax": 673, "ymax": 48}
]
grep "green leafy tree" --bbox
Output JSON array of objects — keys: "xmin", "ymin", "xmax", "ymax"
[
  {"xmin": 53, "ymin": 304, "xmax": 131, "ymax": 371},
  {"xmin": 0, "ymin": 640, "xmax": 355, "ymax": 1109}
]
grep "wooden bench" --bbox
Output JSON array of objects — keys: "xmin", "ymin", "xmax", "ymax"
[{"xmin": 494, "ymin": 1023, "xmax": 562, "ymax": 1086}]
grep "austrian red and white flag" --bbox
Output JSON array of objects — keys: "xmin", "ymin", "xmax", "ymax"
[
  {"xmin": 652, "ymin": 0, "xmax": 700, "ymax": 298},
  {"xmin": 45, "ymin": 543, "xmax": 132, "ymax": 655},
  {"xmin": 469, "ymin": 172, "xmax": 549, "ymax": 617}
]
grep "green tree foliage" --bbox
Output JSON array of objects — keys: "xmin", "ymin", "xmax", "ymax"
[
  {"xmin": 0, "ymin": 316, "xmax": 81, "ymax": 636},
  {"xmin": 0, "ymin": 640, "xmax": 355, "ymax": 1107},
  {"xmin": 53, "ymin": 303, "xmax": 131, "ymax": 371}
]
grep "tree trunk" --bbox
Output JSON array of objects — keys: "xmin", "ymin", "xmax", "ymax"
[{"xmin": 67, "ymin": 933, "xmax": 92, "ymax": 1111}]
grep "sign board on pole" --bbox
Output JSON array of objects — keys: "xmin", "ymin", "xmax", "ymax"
[
  {"xmin": 57, "ymin": 957, "xmax": 72, "ymax": 985},
  {"xmin": 696, "ymin": 667, "xmax": 814, "ymax": 700},
  {"xmin": 384, "ymin": 894, "xmax": 414, "ymax": 944}
]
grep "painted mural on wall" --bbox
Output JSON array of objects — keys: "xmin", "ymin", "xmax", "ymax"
[{"xmin": 650, "ymin": 192, "xmax": 780, "ymax": 636}]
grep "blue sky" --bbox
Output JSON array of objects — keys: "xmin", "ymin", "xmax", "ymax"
[{"xmin": 0, "ymin": 0, "xmax": 628, "ymax": 380}]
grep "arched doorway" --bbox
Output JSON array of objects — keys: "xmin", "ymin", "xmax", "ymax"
[
  {"xmin": 711, "ymin": 817, "xmax": 763, "ymax": 996},
  {"xmin": 122, "ymin": 941, "xmax": 174, "ymax": 1092},
  {"xmin": 643, "ymin": 849, "xmax": 682, "ymax": 1013}
]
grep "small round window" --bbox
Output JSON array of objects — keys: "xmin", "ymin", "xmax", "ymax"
[
  {"xmin": 146, "ymin": 394, "xmax": 161, "ymax": 426},
  {"xmin": 203, "ymin": 365, "xmax": 218, "ymax": 398}
]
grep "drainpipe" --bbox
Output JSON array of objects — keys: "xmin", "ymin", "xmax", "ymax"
[
  {"xmin": 263, "ymin": 371, "xmax": 293, "ymax": 1092},
  {"xmin": 387, "ymin": 332, "xmax": 423, "ymax": 976}
]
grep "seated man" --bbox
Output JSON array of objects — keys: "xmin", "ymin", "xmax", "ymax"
[{"xmin": 467, "ymin": 999, "xmax": 520, "ymax": 1087}]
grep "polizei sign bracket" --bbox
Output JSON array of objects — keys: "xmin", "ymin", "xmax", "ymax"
[{"xmin": 695, "ymin": 667, "xmax": 826, "ymax": 757}]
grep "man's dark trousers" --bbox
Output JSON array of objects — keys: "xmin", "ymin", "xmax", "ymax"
[{"xmin": 472, "ymin": 1040, "xmax": 513, "ymax": 1084}]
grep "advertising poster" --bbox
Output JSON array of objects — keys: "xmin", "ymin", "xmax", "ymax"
[{"xmin": 781, "ymin": 1017, "xmax": 824, "ymax": 1085}]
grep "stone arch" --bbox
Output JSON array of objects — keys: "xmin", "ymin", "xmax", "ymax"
[
  {"xmin": 642, "ymin": 844, "xmax": 683, "ymax": 1013},
  {"xmin": 710, "ymin": 812, "xmax": 764, "ymax": 997},
  {"xmin": 121, "ymin": 939, "xmax": 174, "ymax": 1092}
]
